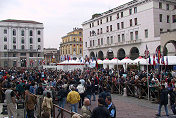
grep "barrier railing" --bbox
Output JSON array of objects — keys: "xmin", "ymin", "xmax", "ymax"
[{"xmin": 53, "ymin": 104, "xmax": 83, "ymax": 118}]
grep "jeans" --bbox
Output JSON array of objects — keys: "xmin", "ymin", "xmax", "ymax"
[
  {"xmin": 27, "ymin": 109, "xmax": 35, "ymax": 118},
  {"xmin": 71, "ymin": 103, "xmax": 78, "ymax": 113},
  {"xmin": 171, "ymin": 104, "xmax": 176, "ymax": 114},
  {"xmin": 92, "ymin": 93, "xmax": 96, "ymax": 101},
  {"xmin": 59, "ymin": 98, "xmax": 66, "ymax": 108},
  {"xmin": 158, "ymin": 104, "xmax": 169, "ymax": 116}
]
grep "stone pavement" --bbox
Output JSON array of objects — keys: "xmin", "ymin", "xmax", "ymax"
[{"xmin": 1, "ymin": 94, "xmax": 176, "ymax": 118}]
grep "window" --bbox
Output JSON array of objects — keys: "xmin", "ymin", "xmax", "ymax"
[
  {"xmin": 106, "ymin": 17, "xmax": 108, "ymax": 22},
  {"xmin": 106, "ymin": 26, "xmax": 109, "ymax": 32},
  {"xmin": 173, "ymin": 15, "xmax": 176, "ymax": 23},
  {"xmin": 90, "ymin": 24, "xmax": 91, "ymax": 28},
  {"xmin": 4, "ymin": 29, "xmax": 7, "ymax": 34},
  {"xmin": 130, "ymin": 19, "xmax": 133, "ymax": 26},
  {"xmin": 145, "ymin": 29, "xmax": 148, "ymax": 38},
  {"xmin": 117, "ymin": 13, "xmax": 119, "ymax": 19},
  {"xmin": 80, "ymin": 38, "xmax": 82, "ymax": 41},
  {"xmin": 30, "ymin": 53, "xmax": 33, "ymax": 57},
  {"xmin": 100, "ymin": 19, "xmax": 102, "ymax": 24},
  {"xmin": 13, "ymin": 61, "xmax": 17, "ymax": 67},
  {"xmin": 166, "ymin": 4, "xmax": 169, "ymax": 10},
  {"xmin": 13, "ymin": 37, "xmax": 16, "ymax": 43},
  {"xmin": 122, "ymin": 34, "xmax": 125, "ymax": 42},
  {"xmin": 97, "ymin": 20, "xmax": 99, "ymax": 25},
  {"xmin": 4, "ymin": 37, "xmax": 7, "ymax": 42},
  {"xmin": 129, "ymin": 9, "xmax": 132, "ymax": 15},
  {"xmin": 130, "ymin": 32, "xmax": 133, "ymax": 40},
  {"xmin": 13, "ymin": 29, "xmax": 16, "ymax": 36},
  {"xmin": 73, "ymin": 38, "xmax": 76, "ymax": 42},
  {"xmin": 92, "ymin": 22, "xmax": 94, "ymax": 27},
  {"xmin": 121, "ymin": 12, "xmax": 123, "ymax": 18},
  {"xmin": 111, "ymin": 36, "xmax": 113, "ymax": 44},
  {"xmin": 99, "ymin": 28, "xmax": 102, "ymax": 34},
  {"xmin": 21, "ymin": 45, "xmax": 25, "ymax": 50},
  {"xmin": 134, "ymin": 7, "xmax": 137, "ymax": 13},
  {"xmin": 21, "ymin": 37, "xmax": 24, "ymax": 44},
  {"xmin": 4, "ymin": 53, "xmax": 8, "ymax": 57},
  {"xmin": 117, "ymin": 23, "xmax": 120, "ymax": 30},
  {"xmin": 30, "ymin": 30, "xmax": 33, "ymax": 36},
  {"xmin": 93, "ymin": 40, "xmax": 95, "ymax": 47},
  {"xmin": 4, "ymin": 45, "xmax": 7, "ymax": 50},
  {"xmin": 85, "ymin": 42, "xmax": 87, "ymax": 47},
  {"xmin": 121, "ymin": 22, "xmax": 124, "ymax": 29},
  {"xmin": 110, "ymin": 25, "xmax": 112, "ymax": 31},
  {"xmin": 30, "ymin": 45, "xmax": 33, "ymax": 50},
  {"xmin": 30, "ymin": 38, "xmax": 33, "ymax": 44},
  {"xmin": 159, "ymin": 2, "xmax": 162, "ymax": 9},
  {"xmin": 21, "ymin": 30, "xmax": 24, "ymax": 36},
  {"xmin": 107, "ymin": 37, "xmax": 109, "ymax": 44},
  {"xmin": 13, "ymin": 45, "xmax": 16, "ymax": 49},
  {"xmin": 97, "ymin": 29, "xmax": 99, "ymax": 35},
  {"xmin": 38, "ymin": 45, "xmax": 41, "ymax": 50},
  {"xmin": 38, "ymin": 38, "xmax": 41, "ymax": 42},
  {"xmin": 98, "ymin": 39, "xmax": 100, "ymax": 45},
  {"xmin": 118, "ymin": 35, "xmax": 120, "ymax": 42},
  {"xmin": 110, "ymin": 16, "xmax": 112, "ymax": 21},
  {"xmin": 38, "ymin": 30, "xmax": 41, "ymax": 35},
  {"xmin": 134, "ymin": 18, "xmax": 138, "ymax": 25},
  {"xmin": 135, "ymin": 31, "xmax": 138, "ymax": 40},
  {"xmin": 90, "ymin": 31, "xmax": 92, "ymax": 36},
  {"xmin": 90, "ymin": 41, "xmax": 92, "ymax": 47},
  {"xmin": 159, "ymin": 14, "xmax": 162, "ymax": 22},
  {"xmin": 101, "ymin": 38, "xmax": 103, "ymax": 45},
  {"xmin": 20, "ymin": 53, "xmax": 26, "ymax": 56},
  {"xmin": 174, "ymin": 5, "xmax": 176, "ymax": 10},
  {"xmin": 80, "ymin": 49, "xmax": 82, "ymax": 54},
  {"xmin": 160, "ymin": 29, "xmax": 163, "ymax": 33},
  {"xmin": 167, "ymin": 15, "xmax": 170, "ymax": 23},
  {"xmin": 13, "ymin": 53, "xmax": 16, "ymax": 57}
]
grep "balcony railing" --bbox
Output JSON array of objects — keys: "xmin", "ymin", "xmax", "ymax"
[{"xmin": 8, "ymin": 49, "xmax": 39, "ymax": 52}]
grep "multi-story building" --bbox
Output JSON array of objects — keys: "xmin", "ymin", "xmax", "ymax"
[
  {"xmin": 60, "ymin": 28, "xmax": 83, "ymax": 61},
  {"xmin": 0, "ymin": 19, "xmax": 44, "ymax": 68},
  {"xmin": 82, "ymin": 0, "xmax": 176, "ymax": 60},
  {"xmin": 44, "ymin": 48, "xmax": 59, "ymax": 65}
]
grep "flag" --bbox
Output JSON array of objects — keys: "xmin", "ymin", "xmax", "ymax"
[
  {"xmin": 149, "ymin": 54, "xmax": 151, "ymax": 65},
  {"xmin": 161, "ymin": 55, "xmax": 165, "ymax": 65},
  {"xmin": 144, "ymin": 45, "xmax": 149, "ymax": 59},
  {"xmin": 153, "ymin": 54, "xmax": 156, "ymax": 66},
  {"xmin": 166, "ymin": 56, "xmax": 168, "ymax": 65},
  {"xmin": 60, "ymin": 55, "xmax": 62, "ymax": 61},
  {"xmin": 92, "ymin": 57, "xmax": 94, "ymax": 62},
  {"xmin": 67, "ymin": 55, "xmax": 70, "ymax": 61}
]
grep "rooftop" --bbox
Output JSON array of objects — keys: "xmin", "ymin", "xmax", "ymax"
[{"xmin": 0, "ymin": 19, "xmax": 43, "ymax": 24}]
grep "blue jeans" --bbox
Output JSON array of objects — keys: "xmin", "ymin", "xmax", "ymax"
[
  {"xmin": 59, "ymin": 98, "xmax": 66, "ymax": 108},
  {"xmin": 87, "ymin": 95, "xmax": 91, "ymax": 104},
  {"xmin": 158, "ymin": 104, "xmax": 169, "ymax": 116},
  {"xmin": 71, "ymin": 103, "xmax": 78, "ymax": 113},
  {"xmin": 92, "ymin": 93, "xmax": 96, "ymax": 101}
]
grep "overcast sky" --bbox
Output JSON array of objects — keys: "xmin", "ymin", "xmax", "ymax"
[{"xmin": 0, "ymin": 0, "xmax": 131, "ymax": 49}]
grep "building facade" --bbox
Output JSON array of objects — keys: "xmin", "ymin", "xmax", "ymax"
[
  {"xmin": 44, "ymin": 48, "xmax": 59, "ymax": 65},
  {"xmin": 0, "ymin": 19, "xmax": 44, "ymax": 68},
  {"xmin": 82, "ymin": 0, "xmax": 176, "ymax": 60},
  {"xmin": 60, "ymin": 28, "xmax": 83, "ymax": 61}
]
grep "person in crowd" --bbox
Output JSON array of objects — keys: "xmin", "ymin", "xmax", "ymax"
[
  {"xmin": 91, "ymin": 80, "xmax": 96, "ymax": 101},
  {"xmin": 42, "ymin": 92, "xmax": 53, "ymax": 117},
  {"xmin": 57, "ymin": 85, "xmax": 67, "ymax": 108},
  {"xmin": 25, "ymin": 90, "xmax": 37, "ymax": 118},
  {"xmin": 5, "ymin": 84, "xmax": 17, "ymax": 118},
  {"xmin": 41, "ymin": 112, "xmax": 50, "ymax": 118},
  {"xmin": 43, "ymin": 86, "xmax": 53, "ymax": 98},
  {"xmin": 77, "ymin": 82, "xmax": 85, "ymax": 108},
  {"xmin": 105, "ymin": 96, "xmax": 116, "ymax": 118},
  {"xmin": 81, "ymin": 98, "xmax": 91, "ymax": 118},
  {"xmin": 91, "ymin": 98, "xmax": 110, "ymax": 118},
  {"xmin": 156, "ymin": 85, "xmax": 169, "ymax": 117},
  {"xmin": 86, "ymin": 81, "xmax": 92, "ymax": 104},
  {"xmin": 36, "ymin": 83, "xmax": 44, "ymax": 97},
  {"xmin": 67, "ymin": 86, "xmax": 80, "ymax": 113},
  {"xmin": 99, "ymin": 87, "xmax": 111, "ymax": 106},
  {"xmin": 72, "ymin": 113, "xmax": 82, "ymax": 118}
]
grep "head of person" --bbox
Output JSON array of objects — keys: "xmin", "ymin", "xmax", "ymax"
[
  {"xmin": 41, "ymin": 112, "xmax": 50, "ymax": 118},
  {"xmin": 25, "ymin": 90, "xmax": 30, "ymax": 95},
  {"xmin": 47, "ymin": 92, "xmax": 51, "ymax": 98},
  {"xmin": 98, "ymin": 98, "xmax": 104, "ymax": 106},
  {"xmin": 161, "ymin": 85, "xmax": 165, "ymax": 89},
  {"xmin": 83, "ymin": 98, "xmax": 90, "ymax": 106},
  {"xmin": 105, "ymin": 96, "xmax": 112, "ymax": 105}
]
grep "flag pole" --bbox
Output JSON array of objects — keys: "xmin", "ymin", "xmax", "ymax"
[{"xmin": 147, "ymin": 62, "xmax": 149, "ymax": 100}]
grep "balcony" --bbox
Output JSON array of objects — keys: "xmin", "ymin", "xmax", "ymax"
[{"xmin": 8, "ymin": 49, "xmax": 39, "ymax": 52}]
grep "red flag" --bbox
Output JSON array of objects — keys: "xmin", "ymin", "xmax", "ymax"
[{"xmin": 153, "ymin": 54, "xmax": 156, "ymax": 66}]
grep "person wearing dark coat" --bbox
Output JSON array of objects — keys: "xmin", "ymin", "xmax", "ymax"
[
  {"xmin": 156, "ymin": 85, "xmax": 169, "ymax": 116},
  {"xmin": 91, "ymin": 98, "xmax": 110, "ymax": 118}
]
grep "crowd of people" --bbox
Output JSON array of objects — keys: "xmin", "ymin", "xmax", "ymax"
[{"xmin": 0, "ymin": 67, "xmax": 175, "ymax": 118}]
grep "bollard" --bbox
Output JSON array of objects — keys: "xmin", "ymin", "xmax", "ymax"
[{"xmin": 123, "ymin": 88, "xmax": 127, "ymax": 97}]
